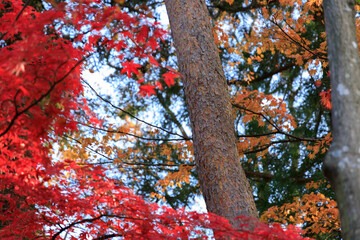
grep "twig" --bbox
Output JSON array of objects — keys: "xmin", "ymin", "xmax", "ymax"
[
  {"xmin": 0, "ymin": 0, "xmax": 31, "ymax": 41},
  {"xmin": 233, "ymin": 103, "xmax": 321, "ymax": 142},
  {"xmin": 81, "ymin": 79, "xmax": 191, "ymax": 140},
  {"xmin": 0, "ymin": 56, "xmax": 88, "ymax": 138}
]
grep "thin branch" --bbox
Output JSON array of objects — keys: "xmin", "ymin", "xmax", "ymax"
[
  {"xmin": 93, "ymin": 234, "xmax": 123, "ymax": 240},
  {"xmin": 51, "ymin": 214, "xmax": 141, "ymax": 240},
  {"xmin": 0, "ymin": 0, "xmax": 31, "ymax": 41},
  {"xmin": 233, "ymin": 103, "xmax": 321, "ymax": 142},
  {"xmin": 242, "ymin": 138, "xmax": 303, "ymax": 155},
  {"xmin": 78, "ymin": 122, "xmax": 189, "ymax": 141},
  {"xmin": 245, "ymin": 170, "xmax": 314, "ymax": 183},
  {"xmin": 81, "ymin": 79, "xmax": 191, "ymax": 140},
  {"xmin": 155, "ymin": 91, "xmax": 190, "ymax": 139},
  {"xmin": 63, "ymin": 134, "xmax": 194, "ymax": 168},
  {"xmin": 228, "ymin": 63, "xmax": 296, "ymax": 86},
  {"xmin": 0, "ymin": 56, "xmax": 88, "ymax": 138},
  {"xmin": 95, "ymin": 161, "xmax": 195, "ymax": 169},
  {"xmin": 283, "ymin": 17, "xmax": 310, "ymax": 47},
  {"xmin": 237, "ymin": 131, "xmax": 280, "ymax": 138},
  {"xmin": 314, "ymin": 108, "xmax": 323, "ymax": 138},
  {"xmin": 270, "ymin": 18, "xmax": 327, "ymax": 61},
  {"xmin": 13, "ymin": 90, "xmax": 21, "ymax": 115}
]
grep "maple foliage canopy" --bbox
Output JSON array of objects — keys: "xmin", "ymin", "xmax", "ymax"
[
  {"xmin": 0, "ymin": 0, "xmax": 312, "ymax": 239},
  {"xmin": 2, "ymin": 0, "xmax": 356, "ymax": 238}
]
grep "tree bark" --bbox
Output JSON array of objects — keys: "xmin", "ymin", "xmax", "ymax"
[
  {"xmin": 164, "ymin": 0, "xmax": 258, "ymax": 224},
  {"xmin": 323, "ymin": 0, "xmax": 360, "ymax": 238}
]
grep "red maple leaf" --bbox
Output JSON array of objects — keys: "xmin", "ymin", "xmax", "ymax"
[
  {"xmin": 139, "ymin": 84, "xmax": 156, "ymax": 97},
  {"xmin": 155, "ymin": 81, "xmax": 164, "ymax": 90},
  {"xmin": 162, "ymin": 71, "xmax": 179, "ymax": 87},
  {"xmin": 121, "ymin": 60, "xmax": 142, "ymax": 78},
  {"xmin": 320, "ymin": 89, "xmax": 331, "ymax": 110},
  {"xmin": 149, "ymin": 55, "xmax": 159, "ymax": 66}
]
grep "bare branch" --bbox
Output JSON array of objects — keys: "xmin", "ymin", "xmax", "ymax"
[
  {"xmin": 228, "ymin": 63, "xmax": 296, "ymax": 86},
  {"xmin": 78, "ymin": 122, "xmax": 189, "ymax": 141},
  {"xmin": 81, "ymin": 79, "xmax": 191, "ymax": 140},
  {"xmin": 233, "ymin": 103, "xmax": 321, "ymax": 142},
  {"xmin": 63, "ymin": 134, "xmax": 193, "ymax": 169},
  {"xmin": 245, "ymin": 170, "xmax": 314, "ymax": 183},
  {"xmin": 51, "ymin": 214, "xmax": 141, "ymax": 240},
  {"xmin": 155, "ymin": 92, "xmax": 190, "ymax": 139},
  {"xmin": 242, "ymin": 138, "xmax": 303, "ymax": 155}
]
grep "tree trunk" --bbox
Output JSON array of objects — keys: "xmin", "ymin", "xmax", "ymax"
[
  {"xmin": 164, "ymin": 0, "xmax": 258, "ymax": 224},
  {"xmin": 323, "ymin": 0, "xmax": 360, "ymax": 238}
]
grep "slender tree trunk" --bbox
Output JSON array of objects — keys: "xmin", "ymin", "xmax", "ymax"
[
  {"xmin": 164, "ymin": 0, "xmax": 258, "ymax": 224},
  {"xmin": 323, "ymin": 0, "xmax": 360, "ymax": 238}
]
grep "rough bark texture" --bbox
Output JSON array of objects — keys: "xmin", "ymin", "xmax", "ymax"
[
  {"xmin": 323, "ymin": 0, "xmax": 360, "ymax": 238},
  {"xmin": 164, "ymin": 0, "xmax": 258, "ymax": 223}
]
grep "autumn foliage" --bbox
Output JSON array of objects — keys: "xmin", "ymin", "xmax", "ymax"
[
  {"xmin": 262, "ymin": 191, "xmax": 340, "ymax": 237},
  {"xmin": 0, "ymin": 0, "xmax": 316, "ymax": 239},
  {"xmin": 2, "ymin": 0, "xmax": 357, "ymax": 238}
]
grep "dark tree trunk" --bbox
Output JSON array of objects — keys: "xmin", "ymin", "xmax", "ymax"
[
  {"xmin": 164, "ymin": 0, "xmax": 258, "ymax": 224},
  {"xmin": 323, "ymin": 0, "xmax": 360, "ymax": 238}
]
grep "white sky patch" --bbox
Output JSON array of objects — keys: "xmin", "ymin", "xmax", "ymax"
[
  {"xmin": 301, "ymin": 71, "xmax": 309, "ymax": 79},
  {"xmin": 82, "ymin": 68, "xmax": 115, "ymax": 96},
  {"xmin": 158, "ymin": 4, "xmax": 170, "ymax": 26},
  {"xmin": 186, "ymin": 195, "xmax": 207, "ymax": 213}
]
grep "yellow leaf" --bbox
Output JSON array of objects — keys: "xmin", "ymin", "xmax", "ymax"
[{"xmin": 114, "ymin": 133, "xmax": 121, "ymax": 141}]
